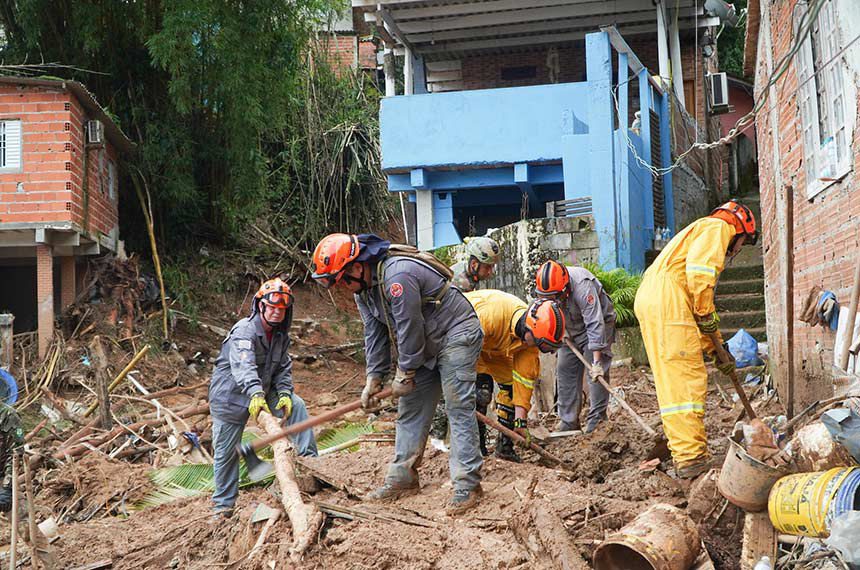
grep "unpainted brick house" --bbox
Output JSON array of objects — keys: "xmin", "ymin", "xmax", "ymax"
[
  {"xmin": 745, "ymin": 0, "xmax": 860, "ymax": 409},
  {"xmin": 0, "ymin": 77, "xmax": 133, "ymax": 358}
]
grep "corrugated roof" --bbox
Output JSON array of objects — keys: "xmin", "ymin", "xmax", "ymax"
[{"xmin": 0, "ymin": 76, "xmax": 135, "ymax": 154}]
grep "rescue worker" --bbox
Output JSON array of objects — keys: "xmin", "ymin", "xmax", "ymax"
[
  {"xmin": 535, "ymin": 260, "xmax": 617, "ymax": 434},
  {"xmin": 208, "ymin": 278, "xmax": 318, "ymax": 518},
  {"xmin": 311, "ymin": 233, "xmax": 485, "ymax": 515},
  {"xmin": 465, "ymin": 290, "xmax": 565, "ymax": 462},
  {"xmin": 450, "ymin": 236, "xmax": 501, "ymax": 292},
  {"xmin": 0, "ymin": 404, "xmax": 23, "ymax": 514},
  {"xmin": 634, "ymin": 200, "xmax": 757, "ymax": 478},
  {"xmin": 430, "ymin": 236, "xmax": 501, "ymax": 453}
]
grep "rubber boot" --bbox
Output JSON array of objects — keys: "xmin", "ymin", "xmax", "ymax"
[
  {"xmin": 478, "ymin": 421, "xmax": 488, "ymax": 457},
  {"xmin": 494, "ymin": 434, "xmax": 522, "ymax": 463}
]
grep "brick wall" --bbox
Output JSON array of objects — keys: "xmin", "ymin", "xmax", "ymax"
[
  {"xmin": 755, "ymin": 0, "xmax": 860, "ymax": 407},
  {"xmin": 0, "ymin": 85, "xmax": 74, "ymax": 225},
  {"xmin": 69, "ymin": 95, "xmax": 119, "ymax": 238},
  {"xmin": 317, "ymin": 35, "xmax": 377, "ymax": 72},
  {"xmin": 460, "ymin": 44, "xmax": 588, "ymax": 90},
  {"xmin": 0, "ymin": 84, "xmax": 120, "ymax": 239},
  {"xmin": 35, "ymin": 243, "xmax": 53, "ymax": 357}
]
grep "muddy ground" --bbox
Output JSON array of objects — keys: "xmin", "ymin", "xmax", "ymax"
[{"xmin": 2, "ymin": 261, "xmax": 781, "ymax": 569}]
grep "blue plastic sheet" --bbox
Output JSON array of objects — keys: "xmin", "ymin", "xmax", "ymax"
[{"xmin": 726, "ymin": 329, "xmax": 763, "ymax": 368}]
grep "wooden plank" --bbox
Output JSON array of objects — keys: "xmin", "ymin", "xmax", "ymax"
[{"xmin": 739, "ymin": 512, "xmax": 777, "ymax": 570}]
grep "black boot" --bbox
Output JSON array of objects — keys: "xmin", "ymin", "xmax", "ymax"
[
  {"xmin": 478, "ymin": 421, "xmax": 489, "ymax": 457},
  {"xmin": 494, "ymin": 433, "xmax": 522, "ymax": 463}
]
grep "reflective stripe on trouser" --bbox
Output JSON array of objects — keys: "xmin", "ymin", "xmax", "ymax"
[
  {"xmin": 211, "ymin": 393, "xmax": 317, "ymax": 511},
  {"xmin": 385, "ymin": 324, "xmax": 484, "ymax": 492},
  {"xmin": 495, "ymin": 382, "xmax": 515, "ymax": 429},
  {"xmin": 556, "ymin": 344, "xmax": 611, "ymax": 429},
  {"xmin": 634, "ymin": 273, "xmax": 709, "ymax": 466}
]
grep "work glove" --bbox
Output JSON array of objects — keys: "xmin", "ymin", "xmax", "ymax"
[
  {"xmin": 275, "ymin": 392, "xmax": 293, "ymax": 418},
  {"xmin": 696, "ymin": 311, "xmax": 721, "ymax": 334},
  {"xmin": 248, "ymin": 392, "xmax": 271, "ymax": 420},
  {"xmin": 361, "ymin": 374, "xmax": 384, "ymax": 410},
  {"xmin": 392, "ymin": 368, "xmax": 416, "ymax": 398},
  {"xmin": 0, "ymin": 484, "xmax": 11, "ymax": 513},
  {"xmin": 589, "ymin": 362, "xmax": 605, "ymax": 383},
  {"xmin": 715, "ymin": 349, "xmax": 736, "ymax": 377},
  {"xmin": 513, "ymin": 418, "xmax": 531, "ymax": 446}
]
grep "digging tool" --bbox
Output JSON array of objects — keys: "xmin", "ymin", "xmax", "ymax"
[
  {"xmin": 239, "ymin": 387, "xmax": 394, "ymax": 481},
  {"xmin": 10, "ymin": 452, "xmax": 18, "ymax": 569},
  {"xmin": 563, "ymin": 338, "xmax": 670, "ymax": 460},
  {"xmin": 475, "ymin": 411, "xmax": 571, "ymax": 469},
  {"xmin": 706, "ymin": 332, "xmax": 756, "ymax": 420}
]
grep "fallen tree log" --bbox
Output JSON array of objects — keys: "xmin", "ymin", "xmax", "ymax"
[
  {"xmin": 509, "ymin": 496, "xmax": 590, "ymax": 570},
  {"xmin": 257, "ymin": 412, "xmax": 324, "ymax": 561}
]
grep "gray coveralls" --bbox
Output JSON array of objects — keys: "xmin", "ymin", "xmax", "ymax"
[
  {"xmin": 358, "ymin": 256, "xmax": 483, "ymax": 492},
  {"xmin": 556, "ymin": 267, "xmax": 617, "ymax": 432},
  {"xmin": 208, "ymin": 314, "xmax": 317, "ymax": 512}
]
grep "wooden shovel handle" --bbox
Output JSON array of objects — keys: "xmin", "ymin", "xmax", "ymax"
[
  {"xmin": 563, "ymin": 339, "xmax": 658, "ymax": 437},
  {"xmin": 707, "ymin": 332, "xmax": 757, "ymax": 420},
  {"xmin": 475, "ymin": 411, "xmax": 569, "ymax": 467},
  {"xmin": 250, "ymin": 387, "xmax": 394, "ymax": 452}
]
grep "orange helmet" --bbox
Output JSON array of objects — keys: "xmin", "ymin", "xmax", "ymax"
[
  {"xmin": 535, "ymin": 260, "xmax": 571, "ymax": 297},
  {"xmin": 710, "ymin": 200, "xmax": 757, "ymax": 245},
  {"xmin": 525, "ymin": 299, "xmax": 566, "ymax": 351},
  {"xmin": 255, "ymin": 278, "xmax": 293, "ymax": 309},
  {"xmin": 311, "ymin": 233, "xmax": 360, "ymax": 288}
]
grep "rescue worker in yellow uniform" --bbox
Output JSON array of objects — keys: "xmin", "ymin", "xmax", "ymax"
[
  {"xmin": 634, "ymin": 200, "xmax": 757, "ymax": 478},
  {"xmin": 465, "ymin": 290, "xmax": 566, "ymax": 462}
]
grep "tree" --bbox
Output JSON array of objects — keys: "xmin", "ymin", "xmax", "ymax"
[{"xmin": 717, "ymin": 0, "xmax": 748, "ymax": 78}]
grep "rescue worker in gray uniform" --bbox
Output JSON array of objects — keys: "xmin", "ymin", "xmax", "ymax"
[
  {"xmin": 0, "ymin": 404, "xmax": 23, "ymax": 514},
  {"xmin": 431, "ymin": 236, "xmax": 500, "ymax": 454},
  {"xmin": 208, "ymin": 278, "xmax": 317, "ymax": 517},
  {"xmin": 311, "ymin": 233, "xmax": 484, "ymax": 515},
  {"xmin": 535, "ymin": 260, "xmax": 617, "ymax": 433}
]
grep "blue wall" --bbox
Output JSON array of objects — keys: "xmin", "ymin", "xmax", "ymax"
[{"xmin": 380, "ymin": 82, "xmax": 589, "ymax": 171}]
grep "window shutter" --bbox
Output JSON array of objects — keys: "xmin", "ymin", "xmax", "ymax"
[
  {"xmin": 2, "ymin": 120, "xmax": 22, "ymax": 170},
  {"xmin": 794, "ymin": 26, "xmax": 821, "ymax": 197}
]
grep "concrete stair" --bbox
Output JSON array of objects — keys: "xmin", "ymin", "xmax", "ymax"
[{"xmin": 715, "ymin": 194, "xmax": 767, "ymax": 342}]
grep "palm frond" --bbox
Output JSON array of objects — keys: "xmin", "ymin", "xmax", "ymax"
[
  {"xmin": 583, "ymin": 263, "xmax": 642, "ymax": 327},
  {"xmin": 317, "ymin": 422, "xmax": 375, "ymax": 451}
]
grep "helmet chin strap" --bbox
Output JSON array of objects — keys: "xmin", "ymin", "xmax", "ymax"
[{"xmin": 341, "ymin": 263, "xmax": 368, "ymax": 292}]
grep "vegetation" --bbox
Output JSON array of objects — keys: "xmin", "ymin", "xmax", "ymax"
[
  {"xmin": 0, "ymin": 0, "xmax": 392, "ymax": 258},
  {"xmin": 583, "ymin": 264, "xmax": 643, "ymax": 328},
  {"xmin": 717, "ymin": 0, "xmax": 748, "ymax": 78}
]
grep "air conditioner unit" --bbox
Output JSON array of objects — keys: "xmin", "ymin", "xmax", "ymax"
[
  {"xmin": 707, "ymin": 72, "xmax": 730, "ymax": 115},
  {"xmin": 86, "ymin": 120, "xmax": 104, "ymax": 145}
]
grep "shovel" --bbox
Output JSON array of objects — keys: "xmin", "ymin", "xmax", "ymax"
[
  {"xmin": 563, "ymin": 338, "xmax": 670, "ymax": 460},
  {"xmin": 239, "ymin": 387, "xmax": 393, "ymax": 481},
  {"xmin": 706, "ymin": 332, "xmax": 756, "ymax": 420}
]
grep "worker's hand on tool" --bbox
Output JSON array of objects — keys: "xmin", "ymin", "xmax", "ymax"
[
  {"xmin": 275, "ymin": 392, "xmax": 293, "ymax": 418},
  {"xmin": 589, "ymin": 361, "xmax": 605, "ymax": 383},
  {"xmin": 714, "ymin": 350, "xmax": 736, "ymax": 377},
  {"xmin": 514, "ymin": 418, "xmax": 532, "ymax": 446},
  {"xmin": 361, "ymin": 374, "xmax": 385, "ymax": 410},
  {"xmin": 248, "ymin": 392, "xmax": 271, "ymax": 420},
  {"xmin": 0, "ymin": 484, "xmax": 12, "ymax": 512},
  {"xmin": 392, "ymin": 368, "xmax": 416, "ymax": 397},
  {"xmin": 695, "ymin": 311, "xmax": 721, "ymax": 334}
]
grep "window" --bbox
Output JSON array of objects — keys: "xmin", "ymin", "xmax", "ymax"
[
  {"xmin": 0, "ymin": 120, "xmax": 22, "ymax": 171},
  {"xmin": 795, "ymin": 0, "xmax": 852, "ymax": 198},
  {"xmin": 500, "ymin": 65, "xmax": 537, "ymax": 81}
]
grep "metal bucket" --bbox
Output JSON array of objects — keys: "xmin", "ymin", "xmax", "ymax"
[
  {"xmin": 717, "ymin": 437, "xmax": 790, "ymax": 512},
  {"xmin": 768, "ymin": 467, "xmax": 860, "ymax": 537},
  {"xmin": 593, "ymin": 503, "xmax": 701, "ymax": 570}
]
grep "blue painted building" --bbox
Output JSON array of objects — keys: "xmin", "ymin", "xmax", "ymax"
[{"xmin": 354, "ymin": 0, "xmax": 725, "ymax": 271}]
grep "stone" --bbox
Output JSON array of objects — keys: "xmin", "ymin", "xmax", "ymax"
[{"xmin": 540, "ymin": 232, "xmax": 572, "ymax": 250}]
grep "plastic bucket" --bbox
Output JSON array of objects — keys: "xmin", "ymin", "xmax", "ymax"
[
  {"xmin": 593, "ymin": 503, "xmax": 701, "ymax": 570},
  {"xmin": 718, "ymin": 438, "xmax": 790, "ymax": 512},
  {"xmin": 767, "ymin": 466, "xmax": 859, "ymax": 537}
]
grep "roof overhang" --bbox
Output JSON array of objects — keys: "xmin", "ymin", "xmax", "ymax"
[
  {"xmin": 354, "ymin": 0, "xmax": 720, "ymax": 58},
  {"xmin": 0, "ymin": 76, "xmax": 135, "ymax": 155}
]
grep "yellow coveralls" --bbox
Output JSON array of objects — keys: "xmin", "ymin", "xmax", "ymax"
[
  {"xmin": 633, "ymin": 217, "xmax": 735, "ymax": 467},
  {"xmin": 464, "ymin": 290, "xmax": 540, "ymax": 428}
]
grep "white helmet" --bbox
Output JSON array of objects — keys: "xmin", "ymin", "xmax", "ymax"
[{"xmin": 465, "ymin": 236, "xmax": 501, "ymax": 265}]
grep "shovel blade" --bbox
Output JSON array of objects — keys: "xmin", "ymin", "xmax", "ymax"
[{"xmin": 238, "ymin": 442, "xmax": 274, "ymax": 482}]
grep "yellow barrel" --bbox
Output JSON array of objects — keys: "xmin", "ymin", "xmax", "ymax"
[{"xmin": 767, "ymin": 467, "xmax": 857, "ymax": 537}]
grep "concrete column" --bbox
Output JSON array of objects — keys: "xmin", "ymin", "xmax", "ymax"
[
  {"xmin": 404, "ymin": 46, "xmax": 414, "ymax": 95},
  {"xmin": 415, "ymin": 190, "xmax": 434, "ymax": 250},
  {"xmin": 60, "ymin": 256, "xmax": 76, "ymax": 309},
  {"xmin": 383, "ymin": 44, "xmax": 396, "ymax": 97},
  {"xmin": 36, "ymin": 244, "xmax": 54, "ymax": 359},
  {"xmin": 655, "ymin": 1, "xmax": 671, "ymax": 87},
  {"xmin": 668, "ymin": 10, "xmax": 686, "ymax": 107},
  {"xmin": 638, "ymin": 69, "xmax": 655, "ymax": 237},
  {"xmin": 0, "ymin": 314, "xmax": 13, "ymax": 370}
]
